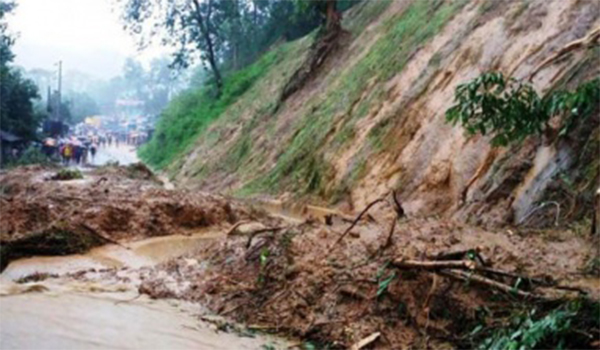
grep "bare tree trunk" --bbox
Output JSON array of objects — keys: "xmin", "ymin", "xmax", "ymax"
[
  {"xmin": 325, "ymin": 0, "xmax": 341, "ymax": 33},
  {"xmin": 191, "ymin": 0, "xmax": 223, "ymax": 95},
  {"xmin": 278, "ymin": 0, "xmax": 342, "ymax": 103}
]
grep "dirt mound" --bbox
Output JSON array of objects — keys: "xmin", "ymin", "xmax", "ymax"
[
  {"xmin": 133, "ymin": 198, "xmax": 599, "ymax": 349},
  {"xmin": 93, "ymin": 162, "xmax": 160, "ymax": 182},
  {"xmin": 0, "ymin": 165, "xmax": 271, "ymax": 270}
]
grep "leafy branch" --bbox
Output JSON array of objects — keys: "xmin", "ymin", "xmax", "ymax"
[{"xmin": 446, "ymin": 72, "xmax": 599, "ymax": 146}]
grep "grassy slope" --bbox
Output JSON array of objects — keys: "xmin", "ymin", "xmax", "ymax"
[
  {"xmin": 144, "ymin": 0, "xmax": 466, "ymax": 198},
  {"xmin": 241, "ymin": 0, "xmax": 467, "ymax": 197},
  {"xmin": 139, "ymin": 41, "xmax": 307, "ymax": 169}
]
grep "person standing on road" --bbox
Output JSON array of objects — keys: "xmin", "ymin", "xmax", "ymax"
[
  {"xmin": 63, "ymin": 143, "xmax": 73, "ymax": 165},
  {"xmin": 73, "ymin": 145, "xmax": 82, "ymax": 165},
  {"xmin": 90, "ymin": 143, "xmax": 97, "ymax": 162}
]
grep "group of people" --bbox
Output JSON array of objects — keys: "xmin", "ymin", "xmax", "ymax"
[
  {"xmin": 59, "ymin": 141, "xmax": 97, "ymax": 166},
  {"xmin": 95, "ymin": 134, "xmax": 120, "ymax": 148}
]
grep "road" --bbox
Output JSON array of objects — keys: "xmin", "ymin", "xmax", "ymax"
[
  {"xmin": 0, "ymin": 290, "xmax": 282, "ymax": 350},
  {"xmin": 91, "ymin": 143, "xmax": 139, "ymax": 166}
]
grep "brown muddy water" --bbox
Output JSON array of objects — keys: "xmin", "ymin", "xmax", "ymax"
[{"xmin": 0, "ymin": 231, "xmax": 288, "ymax": 350}]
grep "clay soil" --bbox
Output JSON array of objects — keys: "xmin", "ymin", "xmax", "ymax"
[
  {"xmin": 2, "ymin": 165, "xmax": 599, "ymax": 349},
  {"xmin": 0, "ymin": 164, "xmax": 274, "ymax": 270},
  {"xmin": 132, "ymin": 204, "xmax": 599, "ymax": 349}
]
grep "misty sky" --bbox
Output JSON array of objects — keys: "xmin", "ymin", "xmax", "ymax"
[{"xmin": 7, "ymin": 0, "xmax": 167, "ymax": 79}]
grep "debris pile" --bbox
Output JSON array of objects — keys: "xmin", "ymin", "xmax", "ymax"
[{"xmin": 134, "ymin": 194, "xmax": 599, "ymax": 349}]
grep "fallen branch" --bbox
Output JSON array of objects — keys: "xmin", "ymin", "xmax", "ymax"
[
  {"xmin": 392, "ymin": 259, "xmax": 476, "ymax": 270},
  {"xmin": 369, "ymin": 218, "xmax": 396, "ymax": 259},
  {"xmin": 430, "ymin": 246, "xmax": 491, "ymax": 267},
  {"xmin": 440, "ymin": 269, "xmax": 536, "ymax": 299},
  {"xmin": 333, "ymin": 197, "xmax": 386, "ymax": 247}
]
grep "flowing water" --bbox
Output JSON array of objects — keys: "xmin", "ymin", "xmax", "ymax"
[{"xmin": 0, "ymin": 231, "xmax": 287, "ymax": 350}]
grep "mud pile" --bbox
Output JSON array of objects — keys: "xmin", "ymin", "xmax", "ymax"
[
  {"xmin": 129, "ymin": 199, "xmax": 599, "ymax": 349},
  {"xmin": 0, "ymin": 165, "xmax": 269, "ymax": 269}
]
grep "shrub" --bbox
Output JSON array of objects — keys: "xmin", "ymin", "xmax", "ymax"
[
  {"xmin": 51, "ymin": 168, "xmax": 83, "ymax": 181},
  {"xmin": 7, "ymin": 145, "xmax": 52, "ymax": 167}
]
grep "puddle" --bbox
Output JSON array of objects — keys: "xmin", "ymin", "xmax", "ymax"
[
  {"xmin": 0, "ymin": 228, "xmax": 289, "ymax": 350},
  {"xmin": 1, "ymin": 231, "xmax": 222, "ymax": 282}
]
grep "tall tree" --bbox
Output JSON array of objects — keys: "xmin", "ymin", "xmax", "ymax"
[
  {"xmin": 120, "ymin": 0, "xmax": 225, "ymax": 94},
  {"xmin": 0, "ymin": 1, "xmax": 43, "ymax": 140}
]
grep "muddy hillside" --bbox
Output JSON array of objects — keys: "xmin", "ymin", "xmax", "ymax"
[
  {"xmin": 149, "ymin": 0, "xmax": 600, "ymax": 229},
  {"xmin": 2, "ymin": 165, "xmax": 598, "ymax": 349}
]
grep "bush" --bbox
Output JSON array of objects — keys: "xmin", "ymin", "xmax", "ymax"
[
  {"xmin": 51, "ymin": 168, "xmax": 83, "ymax": 181},
  {"xmin": 446, "ymin": 72, "xmax": 600, "ymax": 146},
  {"xmin": 5, "ymin": 145, "xmax": 52, "ymax": 167}
]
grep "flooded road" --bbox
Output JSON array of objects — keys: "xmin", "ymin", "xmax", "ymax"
[
  {"xmin": 0, "ymin": 231, "xmax": 288, "ymax": 350},
  {"xmin": 91, "ymin": 144, "xmax": 139, "ymax": 166},
  {"xmin": 1, "ymin": 291, "xmax": 280, "ymax": 350}
]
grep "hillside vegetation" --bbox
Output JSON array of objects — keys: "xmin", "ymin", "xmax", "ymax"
[{"xmin": 143, "ymin": 0, "xmax": 599, "ymax": 229}]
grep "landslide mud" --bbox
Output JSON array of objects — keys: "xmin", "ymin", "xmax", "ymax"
[
  {"xmin": 0, "ymin": 165, "xmax": 277, "ymax": 271},
  {"xmin": 66, "ymin": 200, "xmax": 600, "ymax": 349},
  {"xmin": 2, "ymin": 165, "xmax": 599, "ymax": 349}
]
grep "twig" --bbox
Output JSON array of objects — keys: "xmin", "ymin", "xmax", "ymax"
[
  {"xmin": 422, "ymin": 274, "xmax": 438, "ymax": 314},
  {"xmin": 430, "ymin": 247, "xmax": 490, "ymax": 267},
  {"xmin": 392, "ymin": 190, "xmax": 405, "ymax": 218},
  {"xmin": 392, "ymin": 259, "xmax": 476, "ymax": 270},
  {"xmin": 519, "ymin": 201, "xmax": 560, "ymax": 226},
  {"xmin": 95, "ymin": 177, "xmax": 108, "ymax": 185},
  {"xmin": 476, "ymin": 266, "xmax": 546, "ymax": 284},
  {"xmin": 429, "ymin": 248, "xmax": 481, "ymax": 261},
  {"xmin": 332, "ymin": 197, "xmax": 386, "ymax": 247},
  {"xmin": 369, "ymin": 218, "xmax": 396, "ymax": 259}
]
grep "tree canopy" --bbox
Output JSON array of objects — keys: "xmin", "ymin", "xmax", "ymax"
[
  {"xmin": 118, "ymin": 0, "xmax": 356, "ymax": 95},
  {"xmin": 0, "ymin": 1, "xmax": 43, "ymax": 141}
]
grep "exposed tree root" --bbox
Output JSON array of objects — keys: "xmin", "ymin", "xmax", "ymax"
[{"xmin": 279, "ymin": 27, "xmax": 343, "ymax": 103}]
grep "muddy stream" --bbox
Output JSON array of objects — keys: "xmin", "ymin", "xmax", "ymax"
[{"xmin": 0, "ymin": 230, "xmax": 289, "ymax": 349}]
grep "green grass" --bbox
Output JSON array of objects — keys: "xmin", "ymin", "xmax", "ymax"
[
  {"xmin": 143, "ymin": 0, "xmax": 466, "ymax": 199},
  {"xmin": 344, "ymin": 0, "xmax": 393, "ymax": 35},
  {"xmin": 139, "ymin": 44, "xmax": 294, "ymax": 169},
  {"xmin": 241, "ymin": 0, "xmax": 467, "ymax": 196}
]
